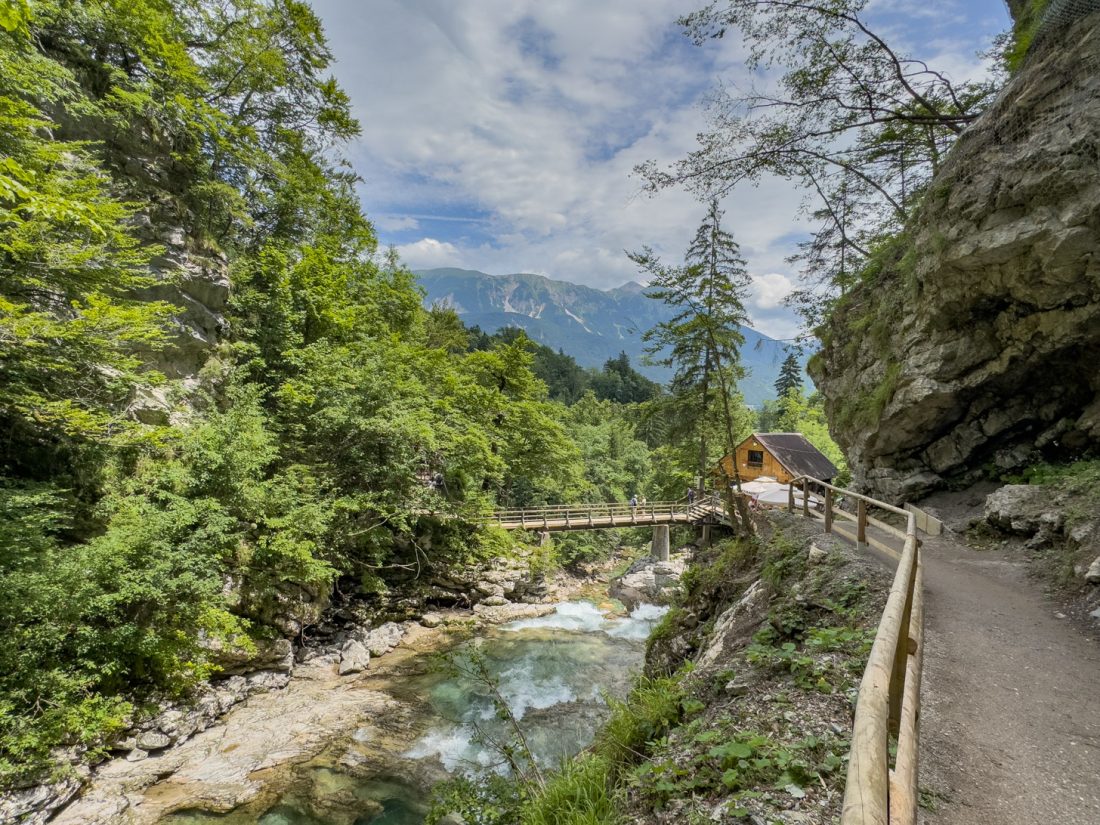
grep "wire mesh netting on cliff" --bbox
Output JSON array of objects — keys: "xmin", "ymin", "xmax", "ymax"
[
  {"xmin": 972, "ymin": 7, "xmax": 1100, "ymax": 156},
  {"xmin": 1035, "ymin": 0, "xmax": 1100, "ymax": 39}
]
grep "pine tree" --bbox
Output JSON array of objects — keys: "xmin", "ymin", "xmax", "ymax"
[
  {"xmin": 632, "ymin": 198, "xmax": 755, "ymax": 533},
  {"xmin": 774, "ymin": 351, "xmax": 803, "ymax": 401}
]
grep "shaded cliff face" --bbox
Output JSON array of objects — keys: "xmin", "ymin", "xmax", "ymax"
[{"xmin": 812, "ymin": 12, "xmax": 1100, "ymax": 502}]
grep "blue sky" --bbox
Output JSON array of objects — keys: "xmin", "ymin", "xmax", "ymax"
[{"xmin": 310, "ymin": 0, "xmax": 1011, "ymax": 339}]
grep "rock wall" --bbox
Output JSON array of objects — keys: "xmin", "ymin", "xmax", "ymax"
[{"xmin": 812, "ymin": 12, "xmax": 1100, "ymax": 501}]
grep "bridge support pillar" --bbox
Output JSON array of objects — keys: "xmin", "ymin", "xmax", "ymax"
[
  {"xmin": 698, "ymin": 524, "xmax": 712, "ymax": 547},
  {"xmin": 651, "ymin": 524, "xmax": 670, "ymax": 562},
  {"xmin": 538, "ymin": 531, "xmax": 552, "ymax": 547}
]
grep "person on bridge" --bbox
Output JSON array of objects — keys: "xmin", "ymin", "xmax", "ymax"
[
  {"xmin": 687, "ymin": 487, "xmax": 695, "ymax": 505},
  {"xmin": 629, "ymin": 494, "xmax": 637, "ymax": 511}
]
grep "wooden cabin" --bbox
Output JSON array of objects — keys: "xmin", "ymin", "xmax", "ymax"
[{"xmin": 717, "ymin": 432, "xmax": 838, "ymax": 485}]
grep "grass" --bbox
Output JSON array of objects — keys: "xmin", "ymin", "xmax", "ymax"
[{"xmin": 520, "ymin": 755, "xmax": 621, "ymax": 825}]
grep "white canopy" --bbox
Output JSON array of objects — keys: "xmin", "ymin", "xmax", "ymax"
[
  {"xmin": 739, "ymin": 477, "xmax": 779, "ymax": 494},
  {"xmin": 752, "ymin": 486, "xmax": 824, "ymax": 508}
]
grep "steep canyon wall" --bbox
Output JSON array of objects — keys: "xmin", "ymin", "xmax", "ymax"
[{"xmin": 812, "ymin": 11, "xmax": 1100, "ymax": 501}]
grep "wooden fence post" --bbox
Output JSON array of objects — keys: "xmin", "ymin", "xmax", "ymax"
[
  {"xmin": 857, "ymin": 498, "xmax": 868, "ymax": 548},
  {"xmin": 824, "ymin": 487, "xmax": 834, "ymax": 533},
  {"xmin": 802, "ymin": 480, "xmax": 810, "ymax": 517},
  {"xmin": 788, "ymin": 482, "xmax": 795, "ymax": 513}
]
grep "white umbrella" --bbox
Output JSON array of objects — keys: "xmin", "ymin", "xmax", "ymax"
[
  {"xmin": 754, "ymin": 487, "xmax": 824, "ymax": 508},
  {"xmin": 739, "ymin": 477, "xmax": 779, "ymax": 494}
]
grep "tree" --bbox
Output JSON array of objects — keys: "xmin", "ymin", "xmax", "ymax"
[
  {"xmin": 639, "ymin": 0, "xmax": 1001, "ymax": 330},
  {"xmin": 588, "ymin": 352, "xmax": 659, "ymax": 404},
  {"xmin": 774, "ymin": 350, "xmax": 803, "ymax": 420},
  {"xmin": 632, "ymin": 198, "xmax": 755, "ymax": 532}
]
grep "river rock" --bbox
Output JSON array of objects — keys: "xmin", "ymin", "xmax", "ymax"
[
  {"xmin": 473, "ymin": 602, "xmax": 555, "ymax": 623},
  {"xmin": 480, "ymin": 595, "xmax": 510, "ymax": 607},
  {"xmin": 420, "ymin": 612, "xmax": 444, "ymax": 628},
  {"xmin": 338, "ymin": 640, "xmax": 370, "ymax": 675},
  {"xmin": 808, "ymin": 543, "xmax": 829, "ymax": 564},
  {"xmin": 359, "ymin": 622, "xmax": 406, "ymax": 657},
  {"xmin": 1086, "ymin": 557, "xmax": 1100, "ymax": 585},
  {"xmin": 0, "ymin": 776, "xmax": 83, "ymax": 825},
  {"xmin": 136, "ymin": 732, "xmax": 172, "ymax": 751},
  {"xmin": 610, "ymin": 555, "xmax": 688, "ymax": 611}
]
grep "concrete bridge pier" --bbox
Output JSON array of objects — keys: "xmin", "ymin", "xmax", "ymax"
[
  {"xmin": 698, "ymin": 523, "xmax": 712, "ymax": 547},
  {"xmin": 538, "ymin": 531, "xmax": 552, "ymax": 547},
  {"xmin": 651, "ymin": 524, "xmax": 670, "ymax": 562}
]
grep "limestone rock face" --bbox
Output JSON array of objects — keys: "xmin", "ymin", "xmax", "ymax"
[
  {"xmin": 609, "ymin": 555, "xmax": 688, "ymax": 611},
  {"xmin": 813, "ymin": 13, "xmax": 1100, "ymax": 502}
]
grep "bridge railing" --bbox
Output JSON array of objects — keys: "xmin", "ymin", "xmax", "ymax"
[
  {"xmin": 487, "ymin": 499, "xmax": 692, "ymax": 529},
  {"xmin": 787, "ymin": 475, "xmax": 925, "ymax": 825}
]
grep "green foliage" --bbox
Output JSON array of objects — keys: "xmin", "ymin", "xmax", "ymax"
[
  {"xmin": 426, "ymin": 775, "xmax": 527, "ymax": 825},
  {"xmin": 632, "ymin": 199, "xmax": 752, "ymax": 491},
  {"xmin": 629, "ymin": 727, "xmax": 840, "ymax": 810},
  {"xmin": 773, "ymin": 351, "xmax": 802, "ymax": 400},
  {"xmin": 565, "ymin": 393, "xmax": 652, "ymax": 503},
  {"xmin": 470, "ymin": 327, "xmax": 658, "ymax": 406},
  {"xmin": 0, "ymin": 0, "xmax": 607, "ymax": 787},
  {"xmin": 593, "ymin": 675, "xmax": 686, "ymax": 766},
  {"xmin": 1004, "ymin": 0, "xmax": 1052, "ymax": 72},
  {"xmin": 520, "ymin": 755, "xmax": 621, "ymax": 825},
  {"xmin": 833, "ymin": 362, "xmax": 901, "ymax": 435}
]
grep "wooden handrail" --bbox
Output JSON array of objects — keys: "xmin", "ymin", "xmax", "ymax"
[
  {"xmin": 479, "ymin": 496, "xmax": 731, "ymax": 530},
  {"xmin": 787, "ymin": 475, "xmax": 925, "ymax": 825}
]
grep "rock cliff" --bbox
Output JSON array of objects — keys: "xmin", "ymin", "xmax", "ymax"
[{"xmin": 812, "ymin": 11, "xmax": 1100, "ymax": 501}]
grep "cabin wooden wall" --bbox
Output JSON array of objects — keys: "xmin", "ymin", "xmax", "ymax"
[{"xmin": 718, "ymin": 437, "xmax": 794, "ymax": 484}]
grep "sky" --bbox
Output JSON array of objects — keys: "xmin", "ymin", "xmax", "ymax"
[{"xmin": 310, "ymin": 0, "xmax": 1011, "ymax": 340}]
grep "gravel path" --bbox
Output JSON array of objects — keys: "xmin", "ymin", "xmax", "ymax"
[{"xmin": 917, "ymin": 534, "xmax": 1100, "ymax": 824}]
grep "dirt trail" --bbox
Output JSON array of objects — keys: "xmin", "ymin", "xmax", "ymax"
[{"xmin": 916, "ymin": 533, "xmax": 1100, "ymax": 824}]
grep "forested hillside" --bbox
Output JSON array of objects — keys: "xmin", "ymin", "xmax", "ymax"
[
  {"xmin": 0, "ymin": 0, "xmax": 846, "ymax": 800},
  {"xmin": 0, "ymin": 0, "xmax": 594, "ymax": 784}
]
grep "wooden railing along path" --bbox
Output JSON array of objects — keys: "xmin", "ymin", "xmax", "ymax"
[{"xmin": 787, "ymin": 475, "xmax": 938, "ymax": 825}]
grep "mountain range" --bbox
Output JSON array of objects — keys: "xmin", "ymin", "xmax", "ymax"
[{"xmin": 415, "ymin": 267, "xmax": 802, "ymax": 407}]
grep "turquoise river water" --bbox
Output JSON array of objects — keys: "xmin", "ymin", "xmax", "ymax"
[{"xmin": 163, "ymin": 601, "xmax": 667, "ymax": 825}]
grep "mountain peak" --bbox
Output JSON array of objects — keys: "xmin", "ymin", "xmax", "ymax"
[
  {"xmin": 414, "ymin": 267, "xmax": 799, "ymax": 407},
  {"xmin": 608, "ymin": 280, "xmax": 646, "ymax": 296}
]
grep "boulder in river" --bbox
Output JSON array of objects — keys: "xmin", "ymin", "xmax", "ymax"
[
  {"xmin": 338, "ymin": 640, "xmax": 370, "ymax": 675},
  {"xmin": 610, "ymin": 554, "xmax": 687, "ymax": 611},
  {"xmin": 358, "ymin": 622, "xmax": 406, "ymax": 657}
]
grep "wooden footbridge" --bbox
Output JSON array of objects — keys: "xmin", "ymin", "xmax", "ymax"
[{"xmin": 485, "ymin": 496, "xmax": 729, "ymax": 531}]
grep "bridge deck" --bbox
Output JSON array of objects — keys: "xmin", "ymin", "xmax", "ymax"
[{"xmin": 487, "ymin": 499, "xmax": 728, "ymax": 531}]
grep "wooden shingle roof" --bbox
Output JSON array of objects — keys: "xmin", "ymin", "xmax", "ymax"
[{"xmin": 748, "ymin": 432, "xmax": 838, "ymax": 480}]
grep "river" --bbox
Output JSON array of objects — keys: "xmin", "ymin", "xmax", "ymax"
[{"xmin": 159, "ymin": 601, "xmax": 666, "ymax": 825}]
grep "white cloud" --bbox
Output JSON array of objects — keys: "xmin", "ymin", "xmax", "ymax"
[
  {"xmin": 311, "ymin": 0, "xmax": 1008, "ymax": 333},
  {"xmin": 749, "ymin": 272, "xmax": 796, "ymax": 310},
  {"xmin": 394, "ymin": 238, "xmax": 464, "ymax": 270},
  {"xmin": 373, "ymin": 215, "xmax": 421, "ymax": 232}
]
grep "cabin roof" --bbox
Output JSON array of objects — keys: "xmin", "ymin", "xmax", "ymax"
[{"xmin": 740, "ymin": 432, "xmax": 838, "ymax": 481}]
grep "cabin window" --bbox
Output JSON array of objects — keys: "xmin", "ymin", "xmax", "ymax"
[{"xmin": 747, "ymin": 449, "xmax": 764, "ymax": 468}]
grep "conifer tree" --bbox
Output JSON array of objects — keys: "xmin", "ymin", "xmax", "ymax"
[
  {"xmin": 774, "ymin": 351, "xmax": 803, "ymax": 403},
  {"xmin": 632, "ymin": 198, "xmax": 755, "ymax": 533}
]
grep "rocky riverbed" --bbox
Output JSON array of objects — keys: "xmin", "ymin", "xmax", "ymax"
[{"xmin": 20, "ymin": 545, "xmax": 681, "ymax": 825}]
